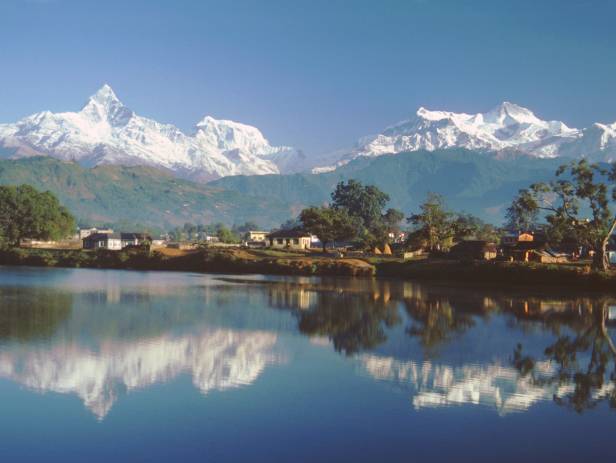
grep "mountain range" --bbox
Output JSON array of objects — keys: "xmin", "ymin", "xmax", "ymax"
[
  {"xmin": 1, "ymin": 85, "xmax": 615, "ymax": 180},
  {"xmin": 0, "ymin": 85, "xmax": 305, "ymax": 181}
]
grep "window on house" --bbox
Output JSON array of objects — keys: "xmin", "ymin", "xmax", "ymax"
[
  {"xmin": 293, "ymin": 239, "xmax": 299, "ymax": 245},
  {"xmin": 277, "ymin": 238, "xmax": 284, "ymax": 244}
]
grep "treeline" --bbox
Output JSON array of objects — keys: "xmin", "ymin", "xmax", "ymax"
[
  {"xmin": 296, "ymin": 180, "xmax": 498, "ymax": 252},
  {"xmin": 167, "ymin": 221, "xmax": 260, "ymax": 243}
]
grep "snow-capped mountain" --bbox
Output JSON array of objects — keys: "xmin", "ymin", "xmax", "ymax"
[
  {"xmin": 3, "ymin": 88, "xmax": 616, "ymax": 179},
  {"xmin": 313, "ymin": 102, "xmax": 616, "ymax": 172},
  {"xmin": 0, "ymin": 85, "xmax": 305, "ymax": 181}
]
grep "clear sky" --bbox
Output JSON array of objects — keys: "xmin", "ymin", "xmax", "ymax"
[{"xmin": 0, "ymin": 0, "xmax": 615, "ymax": 155}]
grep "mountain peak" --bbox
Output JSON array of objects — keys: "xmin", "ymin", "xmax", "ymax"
[
  {"xmin": 88, "ymin": 84, "xmax": 122, "ymax": 107},
  {"xmin": 80, "ymin": 84, "xmax": 133, "ymax": 126},
  {"xmin": 485, "ymin": 101, "xmax": 538, "ymax": 125}
]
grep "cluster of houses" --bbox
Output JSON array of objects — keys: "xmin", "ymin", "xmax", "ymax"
[
  {"xmin": 448, "ymin": 230, "xmax": 612, "ymax": 264},
  {"xmin": 77, "ymin": 225, "xmax": 614, "ymax": 266},
  {"xmin": 245, "ymin": 230, "xmax": 314, "ymax": 250},
  {"xmin": 78, "ymin": 227, "xmax": 318, "ymax": 252},
  {"xmin": 80, "ymin": 227, "xmax": 161, "ymax": 251}
]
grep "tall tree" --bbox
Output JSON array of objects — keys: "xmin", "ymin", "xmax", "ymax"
[
  {"xmin": 330, "ymin": 180, "xmax": 403, "ymax": 247},
  {"xmin": 507, "ymin": 160, "xmax": 616, "ymax": 270},
  {"xmin": 331, "ymin": 180, "xmax": 389, "ymax": 230},
  {"xmin": 453, "ymin": 213, "xmax": 500, "ymax": 242},
  {"xmin": 300, "ymin": 206, "xmax": 357, "ymax": 251},
  {"xmin": 407, "ymin": 193, "xmax": 456, "ymax": 252},
  {"xmin": 0, "ymin": 185, "xmax": 75, "ymax": 247},
  {"xmin": 504, "ymin": 189, "xmax": 539, "ymax": 231}
]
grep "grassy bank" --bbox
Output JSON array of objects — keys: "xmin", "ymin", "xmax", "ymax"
[
  {"xmin": 0, "ymin": 247, "xmax": 375, "ymax": 277},
  {"xmin": 2, "ymin": 247, "xmax": 616, "ymax": 293}
]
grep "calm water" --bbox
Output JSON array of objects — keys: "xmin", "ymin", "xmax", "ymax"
[{"xmin": 0, "ymin": 266, "xmax": 615, "ymax": 462}]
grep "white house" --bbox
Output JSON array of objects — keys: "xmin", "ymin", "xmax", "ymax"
[{"xmin": 268, "ymin": 230, "xmax": 312, "ymax": 250}]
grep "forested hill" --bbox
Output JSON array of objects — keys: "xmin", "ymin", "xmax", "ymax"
[
  {"xmin": 0, "ymin": 150, "xmax": 563, "ymax": 230},
  {"xmin": 0, "ymin": 157, "xmax": 295, "ymax": 230},
  {"xmin": 210, "ymin": 149, "xmax": 563, "ymax": 223}
]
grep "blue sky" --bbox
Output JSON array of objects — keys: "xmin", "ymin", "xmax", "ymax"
[{"xmin": 0, "ymin": 0, "xmax": 615, "ymax": 155}]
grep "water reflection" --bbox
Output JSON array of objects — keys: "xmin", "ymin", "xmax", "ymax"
[
  {"xmin": 254, "ymin": 277, "xmax": 616, "ymax": 413},
  {"xmin": 0, "ymin": 328, "xmax": 277, "ymax": 419},
  {"xmin": 0, "ymin": 278, "xmax": 283, "ymax": 419},
  {"xmin": 1, "ymin": 269, "xmax": 616, "ymax": 419}
]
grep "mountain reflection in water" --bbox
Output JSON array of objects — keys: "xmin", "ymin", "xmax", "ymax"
[{"xmin": 0, "ymin": 269, "xmax": 615, "ymax": 420}]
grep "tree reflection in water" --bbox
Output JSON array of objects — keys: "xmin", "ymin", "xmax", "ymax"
[
  {"xmin": 298, "ymin": 290, "xmax": 400, "ymax": 355},
  {"xmin": 265, "ymin": 278, "xmax": 616, "ymax": 412},
  {"xmin": 513, "ymin": 300, "xmax": 616, "ymax": 412},
  {"xmin": 0, "ymin": 287, "xmax": 72, "ymax": 341}
]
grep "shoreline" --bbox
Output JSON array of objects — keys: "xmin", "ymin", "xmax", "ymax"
[{"xmin": 2, "ymin": 247, "xmax": 616, "ymax": 294}]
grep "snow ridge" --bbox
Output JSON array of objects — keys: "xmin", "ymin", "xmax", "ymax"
[
  {"xmin": 0, "ymin": 84, "xmax": 304, "ymax": 181},
  {"xmin": 314, "ymin": 102, "xmax": 616, "ymax": 172},
  {"xmin": 2, "ymin": 87, "xmax": 616, "ymax": 179}
]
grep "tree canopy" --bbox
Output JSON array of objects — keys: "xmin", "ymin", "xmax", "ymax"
[
  {"xmin": 330, "ymin": 180, "xmax": 404, "ymax": 247},
  {"xmin": 299, "ymin": 206, "xmax": 358, "ymax": 250},
  {"xmin": 506, "ymin": 160, "xmax": 616, "ymax": 270},
  {"xmin": 407, "ymin": 193, "xmax": 499, "ymax": 252},
  {"xmin": 0, "ymin": 184, "xmax": 75, "ymax": 247}
]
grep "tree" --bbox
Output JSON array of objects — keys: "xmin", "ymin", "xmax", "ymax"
[
  {"xmin": 513, "ymin": 300, "xmax": 616, "ymax": 412},
  {"xmin": 453, "ymin": 213, "xmax": 500, "ymax": 242},
  {"xmin": 506, "ymin": 160, "xmax": 616, "ymax": 270},
  {"xmin": 279, "ymin": 217, "xmax": 302, "ymax": 231},
  {"xmin": 232, "ymin": 221, "xmax": 259, "ymax": 235},
  {"xmin": 215, "ymin": 224, "xmax": 239, "ymax": 243},
  {"xmin": 331, "ymin": 180, "xmax": 389, "ymax": 230},
  {"xmin": 407, "ymin": 193, "xmax": 456, "ymax": 252},
  {"xmin": 300, "ymin": 206, "xmax": 357, "ymax": 251},
  {"xmin": 0, "ymin": 184, "xmax": 75, "ymax": 247},
  {"xmin": 330, "ymin": 180, "xmax": 403, "ymax": 247},
  {"xmin": 505, "ymin": 189, "xmax": 539, "ymax": 231}
]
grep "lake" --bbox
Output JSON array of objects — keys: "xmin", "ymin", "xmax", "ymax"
[{"xmin": 0, "ymin": 266, "xmax": 615, "ymax": 462}]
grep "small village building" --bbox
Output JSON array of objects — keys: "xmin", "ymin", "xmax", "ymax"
[
  {"xmin": 528, "ymin": 249, "xmax": 569, "ymax": 264},
  {"xmin": 82, "ymin": 232, "xmax": 151, "ymax": 251},
  {"xmin": 247, "ymin": 231, "xmax": 269, "ymax": 242},
  {"xmin": 79, "ymin": 227, "xmax": 114, "ymax": 240},
  {"xmin": 501, "ymin": 230, "xmax": 549, "ymax": 262},
  {"xmin": 83, "ymin": 233, "xmax": 123, "ymax": 250},
  {"xmin": 120, "ymin": 233, "xmax": 151, "ymax": 248},
  {"xmin": 245, "ymin": 230, "xmax": 269, "ymax": 247},
  {"xmin": 449, "ymin": 240, "xmax": 497, "ymax": 261},
  {"xmin": 268, "ymin": 230, "xmax": 312, "ymax": 250}
]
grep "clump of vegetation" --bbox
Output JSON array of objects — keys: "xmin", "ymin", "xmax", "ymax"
[
  {"xmin": 506, "ymin": 160, "xmax": 616, "ymax": 271},
  {"xmin": 0, "ymin": 184, "xmax": 75, "ymax": 247},
  {"xmin": 298, "ymin": 180, "xmax": 404, "ymax": 249},
  {"xmin": 406, "ymin": 193, "xmax": 500, "ymax": 252}
]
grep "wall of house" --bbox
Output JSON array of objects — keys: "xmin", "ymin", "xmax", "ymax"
[
  {"xmin": 270, "ymin": 237, "xmax": 310, "ymax": 250},
  {"xmin": 102, "ymin": 239, "xmax": 122, "ymax": 250}
]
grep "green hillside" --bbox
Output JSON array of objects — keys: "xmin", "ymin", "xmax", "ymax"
[
  {"xmin": 211, "ymin": 149, "xmax": 563, "ymax": 223},
  {"xmin": 0, "ymin": 150, "xmax": 564, "ymax": 230},
  {"xmin": 0, "ymin": 157, "xmax": 294, "ymax": 230}
]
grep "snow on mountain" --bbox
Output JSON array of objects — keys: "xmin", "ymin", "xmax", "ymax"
[
  {"xmin": 0, "ymin": 84, "xmax": 304, "ymax": 181},
  {"xmin": 558, "ymin": 121, "xmax": 616, "ymax": 162},
  {"xmin": 313, "ymin": 102, "xmax": 600, "ymax": 173},
  {"xmin": 3, "ymin": 89, "xmax": 616, "ymax": 179}
]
